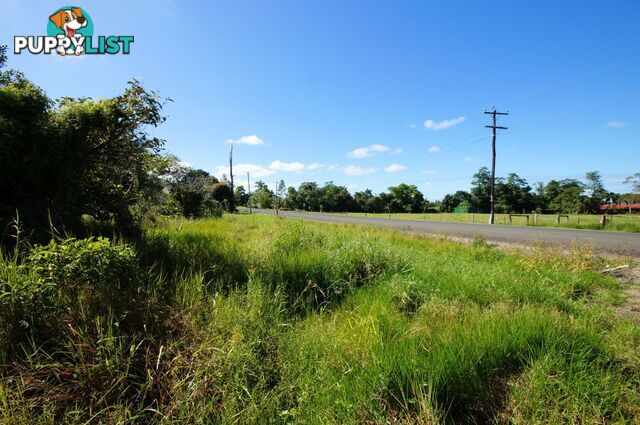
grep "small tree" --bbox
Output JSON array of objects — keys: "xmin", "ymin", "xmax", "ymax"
[{"xmin": 624, "ymin": 173, "xmax": 640, "ymax": 194}]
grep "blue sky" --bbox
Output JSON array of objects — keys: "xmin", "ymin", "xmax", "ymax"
[{"xmin": 3, "ymin": 1, "xmax": 639, "ymax": 198}]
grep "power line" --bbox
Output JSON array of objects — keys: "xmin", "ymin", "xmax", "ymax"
[{"xmin": 409, "ymin": 55, "xmax": 639, "ymax": 164}]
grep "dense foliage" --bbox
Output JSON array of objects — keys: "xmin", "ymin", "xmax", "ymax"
[{"xmin": 0, "ymin": 50, "xmax": 233, "ymax": 244}]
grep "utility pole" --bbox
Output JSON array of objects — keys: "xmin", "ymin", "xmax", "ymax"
[
  {"xmin": 484, "ymin": 107, "xmax": 508, "ymax": 225},
  {"xmin": 229, "ymin": 144, "xmax": 235, "ymax": 212},
  {"xmin": 274, "ymin": 181, "xmax": 279, "ymax": 216},
  {"xmin": 247, "ymin": 172, "xmax": 252, "ymax": 214}
]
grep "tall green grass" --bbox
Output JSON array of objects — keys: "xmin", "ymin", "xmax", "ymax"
[{"xmin": 1, "ymin": 215, "xmax": 639, "ymax": 423}]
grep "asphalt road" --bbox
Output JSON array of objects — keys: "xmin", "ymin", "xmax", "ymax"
[{"xmin": 251, "ymin": 209, "xmax": 640, "ymax": 256}]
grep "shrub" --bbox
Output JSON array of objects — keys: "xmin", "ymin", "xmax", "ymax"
[{"xmin": 1, "ymin": 237, "xmax": 142, "ymax": 352}]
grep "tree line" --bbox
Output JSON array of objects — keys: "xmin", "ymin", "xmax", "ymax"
[{"xmin": 239, "ymin": 168, "xmax": 640, "ymax": 215}]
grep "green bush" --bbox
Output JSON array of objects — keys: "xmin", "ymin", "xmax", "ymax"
[{"xmin": 1, "ymin": 237, "xmax": 142, "ymax": 352}]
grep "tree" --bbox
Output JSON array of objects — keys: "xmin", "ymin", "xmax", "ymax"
[
  {"xmin": 470, "ymin": 167, "xmax": 492, "ymax": 212},
  {"xmin": 584, "ymin": 171, "xmax": 607, "ymax": 213},
  {"xmin": 275, "ymin": 180, "xmax": 286, "ymax": 210},
  {"xmin": 624, "ymin": 173, "xmax": 640, "ymax": 194},
  {"xmin": 252, "ymin": 181, "xmax": 274, "ymax": 208},
  {"xmin": 387, "ymin": 184, "xmax": 424, "ymax": 213},
  {"xmin": 283, "ymin": 186, "xmax": 298, "ymax": 210},
  {"xmin": 0, "ymin": 45, "xmax": 6, "ymax": 70},
  {"xmin": 494, "ymin": 173, "xmax": 534, "ymax": 213},
  {"xmin": 441, "ymin": 191, "xmax": 472, "ymax": 213},
  {"xmin": 354, "ymin": 189, "xmax": 375, "ymax": 213},
  {"xmin": 547, "ymin": 179, "xmax": 587, "ymax": 213},
  {"xmin": 210, "ymin": 182, "xmax": 234, "ymax": 211},
  {"xmin": 1, "ymin": 55, "xmax": 170, "ymax": 241},
  {"xmin": 171, "ymin": 168, "xmax": 217, "ymax": 217},
  {"xmin": 234, "ymin": 185, "xmax": 249, "ymax": 207},
  {"xmin": 319, "ymin": 182, "xmax": 354, "ymax": 212},
  {"xmin": 296, "ymin": 182, "xmax": 321, "ymax": 211}
]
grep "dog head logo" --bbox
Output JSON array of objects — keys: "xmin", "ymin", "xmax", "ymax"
[{"xmin": 47, "ymin": 6, "xmax": 94, "ymax": 55}]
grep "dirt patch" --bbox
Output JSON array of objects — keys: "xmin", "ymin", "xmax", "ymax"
[{"xmin": 615, "ymin": 267, "xmax": 640, "ymax": 324}]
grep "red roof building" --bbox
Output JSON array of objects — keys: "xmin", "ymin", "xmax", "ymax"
[{"xmin": 600, "ymin": 203, "xmax": 640, "ymax": 211}]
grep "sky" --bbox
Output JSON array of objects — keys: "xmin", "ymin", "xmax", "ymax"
[{"xmin": 2, "ymin": 1, "xmax": 640, "ymax": 199}]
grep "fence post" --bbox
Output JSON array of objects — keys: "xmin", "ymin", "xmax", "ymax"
[
  {"xmin": 472, "ymin": 213, "xmax": 475, "ymax": 223},
  {"xmin": 556, "ymin": 213, "xmax": 560, "ymax": 224},
  {"xmin": 534, "ymin": 212, "xmax": 538, "ymax": 225},
  {"xmin": 599, "ymin": 214, "xmax": 606, "ymax": 229}
]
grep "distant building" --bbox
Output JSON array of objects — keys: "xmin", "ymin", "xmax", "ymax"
[{"xmin": 600, "ymin": 203, "xmax": 640, "ymax": 213}]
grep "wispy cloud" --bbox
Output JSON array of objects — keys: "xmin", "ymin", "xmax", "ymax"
[
  {"xmin": 224, "ymin": 135, "xmax": 265, "ymax": 145},
  {"xmin": 347, "ymin": 147, "xmax": 374, "ymax": 158},
  {"xmin": 370, "ymin": 144, "xmax": 390, "ymax": 152},
  {"xmin": 424, "ymin": 116, "xmax": 466, "ymax": 130},
  {"xmin": 347, "ymin": 144, "xmax": 396, "ymax": 158},
  {"xmin": 384, "ymin": 163, "xmax": 407, "ymax": 173},
  {"xmin": 343, "ymin": 165, "xmax": 379, "ymax": 176},
  {"xmin": 422, "ymin": 169, "xmax": 437, "ymax": 175},
  {"xmin": 424, "ymin": 182, "xmax": 433, "ymax": 187},
  {"xmin": 306, "ymin": 163, "xmax": 325, "ymax": 170},
  {"xmin": 464, "ymin": 156, "xmax": 476, "ymax": 162},
  {"xmin": 269, "ymin": 160, "xmax": 305, "ymax": 172},
  {"xmin": 603, "ymin": 120, "xmax": 628, "ymax": 128},
  {"xmin": 428, "ymin": 146, "xmax": 441, "ymax": 153},
  {"xmin": 215, "ymin": 163, "xmax": 274, "ymax": 178}
]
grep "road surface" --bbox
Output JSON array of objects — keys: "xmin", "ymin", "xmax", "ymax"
[{"xmin": 251, "ymin": 209, "xmax": 640, "ymax": 255}]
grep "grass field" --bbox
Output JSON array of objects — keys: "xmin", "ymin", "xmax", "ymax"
[
  {"xmin": 322, "ymin": 211, "xmax": 640, "ymax": 232},
  {"xmin": 2, "ymin": 215, "xmax": 640, "ymax": 423}
]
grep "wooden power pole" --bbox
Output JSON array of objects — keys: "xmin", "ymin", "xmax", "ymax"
[
  {"xmin": 484, "ymin": 108, "xmax": 508, "ymax": 225},
  {"xmin": 247, "ymin": 172, "xmax": 252, "ymax": 214},
  {"xmin": 229, "ymin": 144, "xmax": 235, "ymax": 212}
]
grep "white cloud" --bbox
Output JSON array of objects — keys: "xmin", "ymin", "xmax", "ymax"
[
  {"xmin": 424, "ymin": 182, "xmax": 433, "ymax": 187},
  {"xmin": 347, "ymin": 144, "xmax": 396, "ymax": 158},
  {"xmin": 392, "ymin": 148, "xmax": 403, "ymax": 154},
  {"xmin": 384, "ymin": 163, "xmax": 407, "ymax": 173},
  {"xmin": 424, "ymin": 116, "xmax": 466, "ymax": 130},
  {"xmin": 215, "ymin": 163, "xmax": 274, "ymax": 178},
  {"xmin": 604, "ymin": 121, "xmax": 628, "ymax": 128},
  {"xmin": 343, "ymin": 165, "xmax": 379, "ymax": 176},
  {"xmin": 409, "ymin": 124, "xmax": 417, "ymax": 129},
  {"xmin": 464, "ymin": 156, "xmax": 476, "ymax": 162},
  {"xmin": 347, "ymin": 147, "xmax": 374, "ymax": 158},
  {"xmin": 306, "ymin": 163, "xmax": 325, "ymax": 170},
  {"xmin": 422, "ymin": 169, "xmax": 437, "ymax": 175},
  {"xmin": 428, "ymin": 146, "xmax": 441, "ymax": 153},
  {"xmin": 224, "ymin": 135, "xmax": 265, "ymax": 145},
  {"xmin": 370, "ymin": 144, "xmax": 390, "ymax": 152},
  {"xmin": 269, "ymin": 160, "xmax": 305, "ymax": 172}
]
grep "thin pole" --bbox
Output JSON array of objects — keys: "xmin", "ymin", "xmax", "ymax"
[
  {"xmin": 229, "ymin": 144, "xmax": 235, "ymax": 212},
  {"xmin": 274, "ymin": 181, "xmax": 278, "ymax": 216},
  {"xmin": 247, "ymin": 172, "xmax": 252, "ymax": 214},
  {"xmin": 484, "ymin": 108, "xmax": 508, "ymax": 225}
]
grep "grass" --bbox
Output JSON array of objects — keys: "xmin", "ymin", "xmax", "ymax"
[
  {"xmin": 319, "ymin": 211, "xmax": 640, "ymax": 232},
  {"xmin": 1, "ymin": 214, "xmax": 639, "ymax": 423}
]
